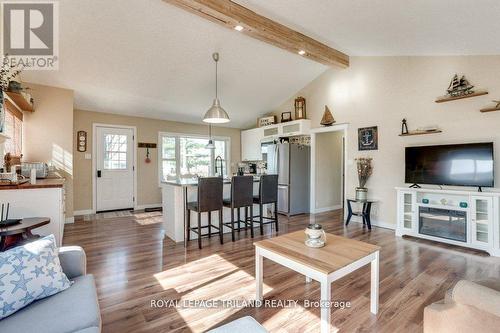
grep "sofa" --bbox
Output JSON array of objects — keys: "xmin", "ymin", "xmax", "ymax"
[
  {"xmin": 424, "ymin": 279, "xmax": 500, "ymax": 333},
  {"xmin": 0, "ymin": 246, "xmax": 101, "ymax": 333}
]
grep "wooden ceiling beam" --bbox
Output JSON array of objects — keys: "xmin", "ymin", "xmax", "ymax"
[{"xmin": 163, "ymin": 0, "xmax": 349, "ymax": 68}]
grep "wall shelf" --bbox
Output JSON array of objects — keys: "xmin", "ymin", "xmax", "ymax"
[
  {"xmin": 5, "ymin": 91, "xmax": 34, "ymax": 112},
  {"xmin": 399, "ymin": 129, "xmax": 442, "ymax": 137},
  {"xmin": 480, "ymin": 106, "xmax": 500, "ymax": 113},
  {"xmin": 435, "ymin": 90, "xmax": 488, "ymax": 103}
]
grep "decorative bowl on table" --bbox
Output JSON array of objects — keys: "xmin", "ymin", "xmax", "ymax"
[{"xmin": 305, "ymin": 223, "xmax": 326, "ymax": 248}]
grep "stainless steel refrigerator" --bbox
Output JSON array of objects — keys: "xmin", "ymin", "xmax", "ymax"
[{"xmin": 265, "ymin": 142, "xmax": 310, "ymax": 216}]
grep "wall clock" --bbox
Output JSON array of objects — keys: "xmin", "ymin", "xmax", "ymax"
[{"xmin": 358, "ymin": 126, "xmax": 378, "ymax": 151}]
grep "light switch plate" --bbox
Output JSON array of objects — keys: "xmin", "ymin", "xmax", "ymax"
[{"xmin": 85, "ymin": 153, "xmax": 92, "ymax": 160}]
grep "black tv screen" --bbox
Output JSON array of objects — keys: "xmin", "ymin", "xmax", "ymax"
[{"xmin": 405, "ymin": 143, "xmax": 494, "ymax": 187}]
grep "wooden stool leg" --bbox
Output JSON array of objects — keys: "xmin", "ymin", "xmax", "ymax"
[
  {"xmin": 245, "ymin": 207, "xmax": 248, "ymax": 231},
  {"xmin": 237, "ymin": 208, "xmax": 241, "ymax": 232},
  {"xmin": 250, "ymin": 206, "xmax": 254, "ymax": 238},
  {"xmin": 186, "ymin": 209, "xmax": 191, "ymax": 242},
  {"xmin": 274, "ymin": 202, "xmax": 279, "ymax": 232},
  {"xmin": 197, "ymin": 212, "xmax": 202, "ymax": 249},
  {"xmin": 231, "ymin": 207, "xmax": 235, "ymax": 242},
  {"xmin": 219, "ymin": 209, "xmax": 224, "ymax": 244},
  {"xmin": 208, "ymin": 211, "xmax": 212, "ymax": 238},
  {"xmin": 259, "ymin": 203, "xmax": 264, "ymax": 235}
]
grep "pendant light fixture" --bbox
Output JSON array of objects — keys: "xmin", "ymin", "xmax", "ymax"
[
  {"xmin": 203, "ymin": 52, "xmax": 230, "ymax": 124},
  {"xmin": 206, "ymin": 124, "xmax": 215, "ymax": 149}
]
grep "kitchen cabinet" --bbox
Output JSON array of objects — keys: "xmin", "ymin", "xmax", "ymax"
[{"xmin": 241, "ymin": 127, "xmax": 264, "ymax": 161}]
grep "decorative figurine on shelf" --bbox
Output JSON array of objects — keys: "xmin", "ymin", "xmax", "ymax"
[
  {"xmin": 446, "ymin": 74, "xmax": 474, "ymax": 97},
  {"xmin": 401, "ymin": 119, "xmax": 409, "ymax": 135},
  {"xmin": 294, "ymin": 96, "xmax": 306, "ymax": 120},
  {"xmin": 320, "ymin": 105, "xmax": 335, "ymax": 126}
]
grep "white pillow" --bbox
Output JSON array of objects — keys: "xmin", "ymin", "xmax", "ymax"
[{"xmin": 0, "ymin": 234, "xmax": 71, "ymax": 319}]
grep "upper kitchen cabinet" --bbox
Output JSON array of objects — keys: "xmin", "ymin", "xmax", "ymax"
[{"xmin": 241, "ymin": 127, "xmax": 264, "ymax": 161}]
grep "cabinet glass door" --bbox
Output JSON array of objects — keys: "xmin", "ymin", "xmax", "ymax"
[
  {"xmin": 471, "ymin": 197, "xmax": 492, "ymax": 245},
  {"xmin": 403, "ymin": 193, "xmax": 413, "ymax": 230}
]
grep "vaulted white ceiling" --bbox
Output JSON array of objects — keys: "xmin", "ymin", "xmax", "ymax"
[
  {"xmin": 22, "ymin": 0, "xmax": 500, "ymax": 128},
  {"xmin": 239, "ymin": 0, "xmax": 500, "ymax": 56}
]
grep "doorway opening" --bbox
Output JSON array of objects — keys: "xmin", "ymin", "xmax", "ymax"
[{"xmin": 310, "ymin": 125, "xmax": 347, "ymax": 214}]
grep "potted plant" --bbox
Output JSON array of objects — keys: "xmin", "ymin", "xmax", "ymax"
[
  {"xmin": 355, "ymin": 157, "xmax": 373, "ymax": 201},
  {"xmin": 0, "ymin": 55, "xmax": 23, "ymax": 132}
]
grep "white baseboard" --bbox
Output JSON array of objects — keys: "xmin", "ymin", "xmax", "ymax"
[
  {"xmin": 73, "ymin": 209, "xmax": 94, "ymax": 216},
  {"xmin": 65, "ymin": 217, "xmax": 74, "ymax": 224},
  {"xmin": 135, "ymin": 203, "xmax": 162, "ymax": 210},
  {"xmin": 347, "ymin": 215, "xmax": 396, "ymax": 230},
  {"xmin": 314, "ymin": 204, "xmax": 343, "ymax": 214}
]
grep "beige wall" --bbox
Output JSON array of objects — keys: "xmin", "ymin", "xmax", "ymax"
[
  {"xmin": 22, "ymin": 83, "xmax": 74, "ymax": 219},
  {"xmin": 275, "ymin": 56, "xmax": 500, "ymax": 227},
  {"xmin": 73, "ymin": 109, "xmax": 241, "ymax": 212},
  {"xmin": 315, "ymin": 131, "xmax": 343, "ymax": 211}
]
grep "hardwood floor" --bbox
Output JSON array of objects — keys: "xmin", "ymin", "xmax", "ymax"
[{"xmin": 64, "ymin": 210, "xmax": 500, "ymax": 332}]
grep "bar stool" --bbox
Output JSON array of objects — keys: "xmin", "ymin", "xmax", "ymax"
[
  {"xmin": 223, "ymin": 176, "xmax": 254, "ymax": 241},
  {"xmin": 252, "ymin": 174, "xmax": 279, "ymax": 235},
  {"xmin": 186, "ymin": 177, "xmax": 223, "ymax": 249}
]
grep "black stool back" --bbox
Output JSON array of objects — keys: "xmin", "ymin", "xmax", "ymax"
[
  {"xmin": 231, "ymin": 176, "xmax": 254, "ymax": 208},
  {"xmin": 259, "ymin": 175, "xmax": 278, "ymax": 204},
  {"xmin": 198, "ymin": 177, "xmax": 223, "ymax": 212}
]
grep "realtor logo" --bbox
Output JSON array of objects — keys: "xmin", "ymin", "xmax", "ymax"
[{"xmin": 1, "ymin": 1, "xmax": 59, "ymax": 70}]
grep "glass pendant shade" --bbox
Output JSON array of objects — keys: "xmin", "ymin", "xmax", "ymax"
[{"xmin": 203, "ymin": 98, "xmax": 230, "ymax": 123}]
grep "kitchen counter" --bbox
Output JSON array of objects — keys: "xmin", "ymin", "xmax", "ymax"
[
  {"xmin": 0, "ymin": 178, "xmax": 65, "ymax": 190},
  {"xmin": 161, "ymin": 176, "xmax": 272, "ymax": 243}
]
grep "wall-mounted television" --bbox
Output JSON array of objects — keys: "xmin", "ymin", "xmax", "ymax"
[{"xmin": 405, "ymin": 142, "xmax": 494, "ymax": 187}]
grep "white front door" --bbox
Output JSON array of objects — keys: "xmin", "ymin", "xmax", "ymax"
[{"xmin": 96, "ymin": 126, "xmax": 135, "ymax": 212}]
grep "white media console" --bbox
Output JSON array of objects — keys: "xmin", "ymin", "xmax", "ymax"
[{"xmin": 396, "ymin": 187, "xmax": 500, "ymax": 256}]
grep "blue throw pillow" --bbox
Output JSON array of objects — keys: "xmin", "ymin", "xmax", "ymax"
[{"xmin": 0, "ymin": 234, "xmax": 71, "ymax": 319}]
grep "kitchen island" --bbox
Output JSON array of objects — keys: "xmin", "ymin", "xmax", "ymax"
[{"xmin": 161, "ymin": 177, "xmax": 268, "ymax": 243}]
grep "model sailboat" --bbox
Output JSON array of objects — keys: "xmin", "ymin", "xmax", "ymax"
[
  {"xmin": 320, "ymin": 105, "xmax": 335, "ymax": 126},
  {"xmin": 447, "ymin": 74, "xmax": 474, "ymax": 97}
]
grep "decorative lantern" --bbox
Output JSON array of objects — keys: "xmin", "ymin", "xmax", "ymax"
[{"xmin": 294, "ymin": 96, "xmax": 306, "ymax": 120}]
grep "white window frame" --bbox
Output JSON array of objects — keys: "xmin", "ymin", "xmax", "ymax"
[{"xmin": 158, "ymin": 131, "xmax": 231, "ymax": 184}]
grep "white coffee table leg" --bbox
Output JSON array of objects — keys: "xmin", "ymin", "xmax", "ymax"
[
  {"xmin": 255, "ymin": 248, "xmax": 263, "ymax": 302},
  {"xmin": 370, "ymin": 251, "xmax": 379, "ymax": 314},
  {"xmin": 305, "ymin": 276, "xmax": 312, "ymax": 283},
  {"xmin": 320, "ymin": 279, "xmax": 331, "ymax": 333}
]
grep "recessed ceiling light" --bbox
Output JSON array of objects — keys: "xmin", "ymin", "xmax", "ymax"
[
  {"xmin": 234, "ymin": 25, "xmax": 244, "ymax": 31},
  {"xmin": 298, "ymin": 50, "xmax": 306, "ymax": 55}
]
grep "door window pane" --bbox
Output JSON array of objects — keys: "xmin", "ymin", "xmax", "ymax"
[{"xmin": 104, "ymin": 134, "xmax": 127, "ymax": 170}]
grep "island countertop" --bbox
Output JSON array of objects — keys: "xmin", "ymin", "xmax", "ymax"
[
  {"xmin": 0, "ymin": 178, "xmax": 65, "ymax": 190},
  {"xmin": 162, "ymin": 176, "xmax": 262, "ymax": 187}
]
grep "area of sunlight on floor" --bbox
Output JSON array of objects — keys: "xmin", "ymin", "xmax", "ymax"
[{"xmin": 153, "ymin": 253, "xmax": 274, "ymax": 331}]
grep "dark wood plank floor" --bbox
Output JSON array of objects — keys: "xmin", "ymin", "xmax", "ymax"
[{"xmin": 64, "ymin": 210, "xmax": 500, "ymax": 332}]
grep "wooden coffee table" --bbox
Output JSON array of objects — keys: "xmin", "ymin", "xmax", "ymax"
[{"xmin": 254, "ymin": 231, "xmax": 381, "ymax": 333}]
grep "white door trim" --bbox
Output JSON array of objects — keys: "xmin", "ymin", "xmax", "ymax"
[
  {"xmin": 310, "ymin": 123, "xmax": 349, "ymax": 215},
  {"xmin": 92, "ymin": 123, "xmax": 138, "ymax": 213}
]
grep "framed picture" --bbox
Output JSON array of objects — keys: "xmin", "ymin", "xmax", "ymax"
[
  {"xmin": 358, "ymin": 126, "xmax": 378, "ymax": 151},
  {"xmin": 257, "ymin": 116, "xmax": 277, "ymax": 127},
  {"xmin": 281, "ymin": 111, "xmax": 292, "ymax": 123}
]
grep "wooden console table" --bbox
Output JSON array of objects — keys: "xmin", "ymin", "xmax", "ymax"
[
  {"xmin": 254, "ymin": 231, "xmax": 380, "ymax": 333},
  {"xmin": 0, "ymin": 217, "xmax": 50, "ymax": 251}
]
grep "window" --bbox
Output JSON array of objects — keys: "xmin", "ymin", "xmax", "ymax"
[
  {"xmin": 104, "ymin": 134, "xmax": 127, "ymax": 170},
  {"xmin": 4, "ymin": 103, "xmax": 22, "ymax": 156},
  {"xmin": 159, "ymin": 133, "xmax": 230, "ymax": 181}
]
